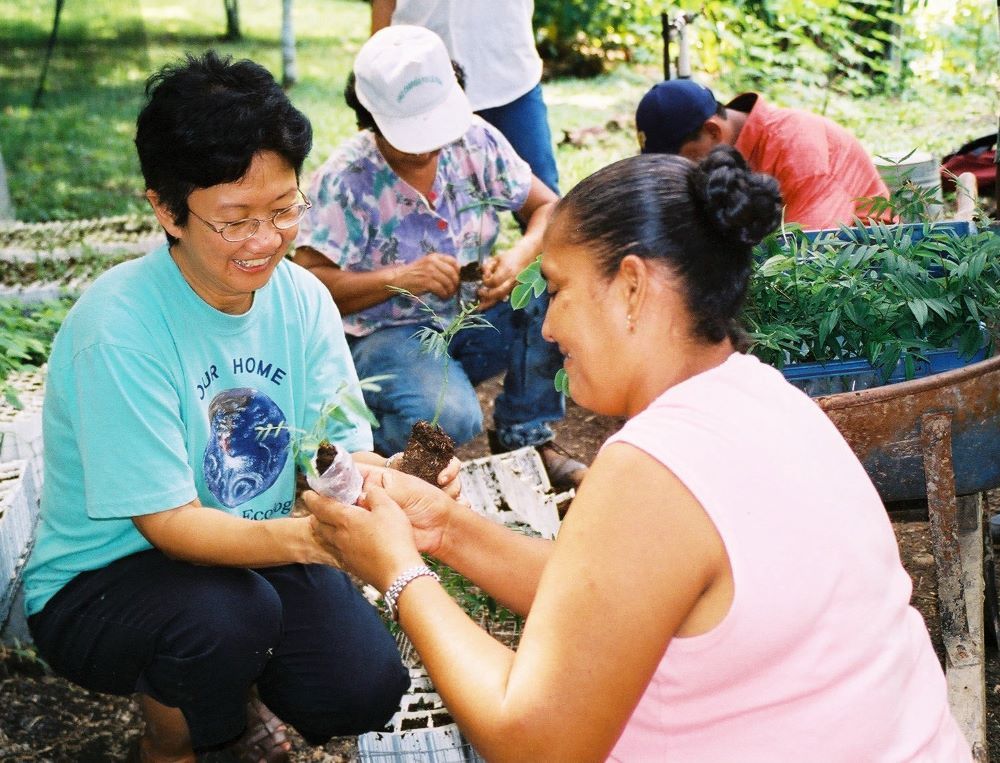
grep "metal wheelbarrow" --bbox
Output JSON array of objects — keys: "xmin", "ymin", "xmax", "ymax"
[{"xmin": 816, "ymin": 352, "xmax": 1000, "ymax": 761}]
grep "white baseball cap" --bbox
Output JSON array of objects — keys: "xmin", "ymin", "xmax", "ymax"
[{"xmin": 353, "ymin": 25, "xmax": 473, "ymax": 154}]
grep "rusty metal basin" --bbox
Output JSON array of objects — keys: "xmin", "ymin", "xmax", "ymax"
[{"xmin": 816, "ymin": 354, "xmax": 1000, "ymax": 502}]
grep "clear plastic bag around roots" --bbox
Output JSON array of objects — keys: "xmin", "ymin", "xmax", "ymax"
[{"xmin": 306, "ymin": 447, "xmax": 363, "ymax": 505}]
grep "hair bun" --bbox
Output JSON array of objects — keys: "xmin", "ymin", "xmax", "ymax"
[{"xmin": 693, "ymin": 145, "xmax": 783, "ymax": 247}]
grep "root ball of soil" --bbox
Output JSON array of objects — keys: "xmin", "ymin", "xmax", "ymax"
[
  {"xmin": 398, "ymin": 420, "xmax": 456, "ymax": 485},
  {"xmin": 315, "ymin": 440, "xmax": 338, "ymax": 475},
  {"xmin": 458, "ymin": 261, "xmax": 483, "ymax": 283}
]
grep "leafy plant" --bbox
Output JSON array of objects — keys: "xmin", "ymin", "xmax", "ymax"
[
  {"xmin": 0, "ymin": 639, "xmax": 52, "ymax": 677},
  {"xmin": 511, "ymin": 255, "xmax": 570, "ymax": 395},
  {"xmin": 387, "ymin": 286, "xmax": 496, "ymax": 428},
  {"xmin": 744, "ymin": 221, "xmax": 1000, "ymax": 381},
  {"xmin": 0, "ymin": 297, "xmax": 73, "ymax": 409},
  {"xmin": 255, "ymin": 375, "xmax": 389, "ymax": 477}
]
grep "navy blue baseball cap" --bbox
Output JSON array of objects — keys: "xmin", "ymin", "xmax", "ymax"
[{"xmin": 635, "ymin": 80, "xmax": 719, "ymax": 154}]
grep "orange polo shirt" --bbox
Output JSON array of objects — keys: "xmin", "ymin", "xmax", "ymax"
[{"xmin": 730, "ymin": 93, "xmax": 890, "ymax": 230}]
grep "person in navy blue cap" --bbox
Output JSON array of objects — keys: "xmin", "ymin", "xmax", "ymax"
[
  {"xmin": 635, "ymin": 79, "xmax": 721, "ymax": 155},
  {"xmin": 635, "ymin": 80, "xmax": 891, "ymax": 229}
]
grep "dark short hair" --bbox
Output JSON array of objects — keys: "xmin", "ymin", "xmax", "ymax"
[
  {"xmin": 344, "ymin": 61, "xmax": 467, "ymax": 136},
  {"xmin": 676, "ymin": 101, "xmax": 728, "ymax": 151},
  {"xmin": 553, "ymin": 146, "xmax": 783, "ymax": 344},
  {"xmin": 135, "ymin": 51, "xmax": 312, "ymax": 242}
]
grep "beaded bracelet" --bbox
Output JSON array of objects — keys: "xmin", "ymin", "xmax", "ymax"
[{"xmin": 383, "ymin": 565, "xmax": 440, "ymax": 622}]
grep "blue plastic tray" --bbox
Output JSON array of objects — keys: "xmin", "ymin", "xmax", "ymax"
[{"xmin": 782, "ymin": 343, "xmax": 988, "ymax": 397}]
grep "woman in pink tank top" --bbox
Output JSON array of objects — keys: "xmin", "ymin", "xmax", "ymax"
[{"xmin": 305, "ymin": 145, "xmax": 971, "ymax": 762}]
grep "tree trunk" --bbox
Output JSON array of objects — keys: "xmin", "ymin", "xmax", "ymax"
[
  {"xmin": 32, "ymin": 0, "xmax": 65, "ymax": 109},
  {"xmin": 223, "ymin": 0, "xmax": 241, "ymax": 41},
  {"xmin": 281, "ymin": 0, "xmax": 297, "ymax": 89},
  {"xmin": 0, "ymin": 147, "xmax": 15, "ymax": 221}
]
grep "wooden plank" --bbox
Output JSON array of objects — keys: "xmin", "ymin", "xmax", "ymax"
[
  {"xmin": 922, "ymin": 414, "xmax": 987, "ymax": 759},
  {"xmin": 953, "ymin": 493, "xmax": 988, "ymax": 761}
]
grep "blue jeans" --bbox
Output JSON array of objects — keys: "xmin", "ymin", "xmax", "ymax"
[
  {"xmin": 350, "ymin": 293, "xmax": 565, "ymax": 455},
  {"xmin": 478, "ymin": 83, "xmax": 560, "ymax": 194}
]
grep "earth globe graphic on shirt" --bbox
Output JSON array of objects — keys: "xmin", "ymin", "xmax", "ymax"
[{"xmin": 203, "ymin": 387, "xmax": 290, "ymax": 508}]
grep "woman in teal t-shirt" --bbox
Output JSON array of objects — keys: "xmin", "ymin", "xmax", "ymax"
[{"xmin": 22, "ymin": 52, "xmax": 461, "ymax": 763}]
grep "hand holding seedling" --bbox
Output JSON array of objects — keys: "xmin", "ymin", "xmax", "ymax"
[
  {"xmin": 392, "ymin": 252, "xmax": 460, "ymax": 300},
  {"xmin": 426, "ymin": 456, "xmax": 465, "ymax": 500},
  {"xmin": 305, "ymin": 490, "xmax": 424, "ymax": 593},
  {"xmin": 477, "ymin": 250, "xmax": 521, "ymax": 310}
]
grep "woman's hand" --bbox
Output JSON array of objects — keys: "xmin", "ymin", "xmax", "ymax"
[
  {"xmin": 477, "ymin": 253, "xmax": 519, "ymax": 310},
  {"xmin": 304, "ymin": 482, "xmax": 425, "ymax": 591},
  {"xmin": 385, "ymin": 454, "xmax": 464, "ymax": 501},
  {"xmin": 436, "ymin": 456, "xmax": 464, "ymax": 500},
  {"xmin": 395, "ymin": 252, "xmax": 460, "ymax": 300},
  {"xmin": 360, "ymin": 465, "xmax": 458, "ymax": 556}
]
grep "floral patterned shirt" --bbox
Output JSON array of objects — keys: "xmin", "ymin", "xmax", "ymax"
[{"xmin": 296, "ymin": 117, "xmax": 532, "ymax": 336}]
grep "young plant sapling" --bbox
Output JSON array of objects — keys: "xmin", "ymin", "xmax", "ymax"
[
  {"xmin": 744, "ymin": 216, "xmax": 1000, "ymax": 386},
  {"xmin": 511, "ymin": 255, "xmax": 570, "ymax": 395},
  {"xmin": 388, "ymin": 286, "xmax": 496, "ymax": 484},
  {"xmin": 456, "ymin": 195, "xmax": 513, "ymax": 288},
  {"xmin": 256, "ymin": 376, "xmax": 388, "ymax": 504}
]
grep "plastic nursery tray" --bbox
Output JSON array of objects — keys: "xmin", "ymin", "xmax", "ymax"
[
  {"xmin": 357, "ymin": 663, "xmax": 485, "ymax": 762},
  {"xmin": 0, "ymin": 460, "xmax": 40, "ymax": 632},
  {"xmin": 782, "ymin": 343, "xmax": 988, "ymax": 397},
  {"xmin": 457, "ymin": 446, "xmax": 570, "ymax": 540}
]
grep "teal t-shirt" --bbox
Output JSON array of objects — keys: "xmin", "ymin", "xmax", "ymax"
[{"xmin": 23, "ymin": 244, "xmax": 373, "ymax": 615}]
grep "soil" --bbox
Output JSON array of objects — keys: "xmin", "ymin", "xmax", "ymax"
[
  {"xmin": 398, "ymin": 420, "xmax": 456, "ymax": 485},
  {"xmin": 457, "ymin": 261, "xmax": 482, "ymax": 283},
  {"xmin": 1, "ymin": 376, "xmax": 998, "ymax": 761},
  {"xmin": 314, "ymin": 441, "xmax": 340, "ymax": 477}
]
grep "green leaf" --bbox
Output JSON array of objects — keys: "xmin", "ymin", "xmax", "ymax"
[
  {"xmin": 510, "ymin": 281, "xmax": 535, "ymax": 310},
  {"xmin": 818, "ymin": 308, "xmax": 840, "ymax": 346},
  {"xmin": 2, "ymin": 384, "xmax": 23, "ymax": 411},
  {"xmin": 511, "ymin": 256, "xmax": 547, "ymax": 309},
  {"xmin": 340, "ymin": 394, "xmax": 379, "ymax": 427},
  {"xmin": 906, "ymin": 298, "xmax": 929, "ymax": 327},
  {"xmin": 554, "ymin": 368, "xmax": 570, "ymax": 396}
]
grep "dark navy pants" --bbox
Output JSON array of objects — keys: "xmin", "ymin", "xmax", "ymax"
[
  {"xmin": 478, "ymin": 83, "xmax": 560, "ymax": 195},
  {"xmin": 28, "ymin": 549, "xmax": 409, "ymax": 750}
]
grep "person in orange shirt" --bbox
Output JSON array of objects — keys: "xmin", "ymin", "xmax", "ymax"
[{"xmin": 635, "ymin": 80, "xmax": 891, "ymax": 230}]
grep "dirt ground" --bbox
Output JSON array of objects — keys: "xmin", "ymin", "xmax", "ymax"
[{"xmin": 1, "ymin": 381, "xmax": 998, "ymax": 761}]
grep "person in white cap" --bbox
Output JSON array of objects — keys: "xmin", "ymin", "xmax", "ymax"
[
  {"xmin": 370, "ymin": 0, "xmax": 560, "ymax": 195},
  {"xmin": 294, "ymin": 25, "xmax": 587, "ymax": 490}
]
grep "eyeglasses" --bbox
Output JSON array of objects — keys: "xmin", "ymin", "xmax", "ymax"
[{"xmin": 187, "ymin": 194, "xmax": 312, "ymax": 243}]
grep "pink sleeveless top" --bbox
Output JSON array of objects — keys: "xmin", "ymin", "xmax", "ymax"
[{"xmin": 605, "ymin": 353, "xmax": 970, "ymax": 762}]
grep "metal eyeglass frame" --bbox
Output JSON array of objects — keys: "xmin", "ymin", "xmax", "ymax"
[{"xmin": 186, "ymin": 193, "xmax": 312, "ymax": 242}]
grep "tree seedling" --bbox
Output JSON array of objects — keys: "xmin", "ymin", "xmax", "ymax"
[
  {"xmin": 388, "ymin": 286, "xmax": 496, "ymax": 484},
  {"xmin": 255, "ymin": 375, "xmax": 389, "ymax": 503},
  {"xmin": 745, "ymin": 215, "xmax": 1000, "ymax": 382},
  {"xmin": 511, "ymin": 255, "xmax": 570, "ymax": 395}
]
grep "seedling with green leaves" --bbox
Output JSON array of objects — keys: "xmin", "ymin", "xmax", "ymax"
[
  {"xmin": 456, "ymin": 195, "xmax": 514, "ymax": 285},
  {"xmin": 745, "ymin": 220, "xmax": 1000, "ymax": 381},
  {"xmin": 255, "ymin": 374, "xmax": 389, "ymax": 478},
  {"xmin": 511, "ymin": 255, "xmax": 570, "ymax": 395},
  {"xmin": 388, "ymin": 286, "xmax": 496, "ymax": 428},
  {"xmin": 386, "ymin": 286, "xmax": 496, "ymax": 484},
  {"xmin": 0, "ymin": 297, "xmax": 72, "ymax": 409}
]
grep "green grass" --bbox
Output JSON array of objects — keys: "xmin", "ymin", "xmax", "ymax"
[{"xmin": 0, "ymin": 0, "xmax": 996, "ymax": 222}]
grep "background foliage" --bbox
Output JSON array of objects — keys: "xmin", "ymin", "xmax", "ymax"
[
  {"xmin": 0, "ymin": 0, "xmax": 996, "ymax": 223},
  {"xmin": 533, "ymin": 0, "xmax": 998, "ymax": 97}
]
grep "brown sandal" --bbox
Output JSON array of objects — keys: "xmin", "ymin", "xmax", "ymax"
[{"xmin": 224, "ymin": 695, "xmax": 291, "ymax": 763}]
